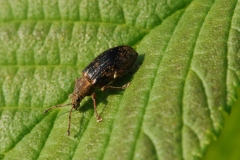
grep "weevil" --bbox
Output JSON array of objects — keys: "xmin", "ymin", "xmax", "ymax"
[{"xmin": 44, "ymin": 45, "xmax": 138, "ymax": 135}]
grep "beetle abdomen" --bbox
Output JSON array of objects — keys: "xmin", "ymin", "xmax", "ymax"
[{"xmin": 83, "ymin": 45, "xmax": 138, "ymax": 87}]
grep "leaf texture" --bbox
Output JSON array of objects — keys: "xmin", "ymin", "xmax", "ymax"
[{"xmin": 0, "ymin": 0, "xmax": 240, "ymax": 160}]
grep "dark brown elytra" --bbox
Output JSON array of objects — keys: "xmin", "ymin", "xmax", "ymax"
[{"xmin": 44, "ymin": 45, "xmax": 138, "ymax": 135}]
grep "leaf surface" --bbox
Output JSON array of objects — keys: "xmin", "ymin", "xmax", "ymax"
[{"xmin": 0, "ymin": 0, "xmax": 239, "ymax": 160}]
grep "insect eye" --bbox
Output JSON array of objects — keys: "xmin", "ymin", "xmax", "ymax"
[{"xmin": 76, "ymin": 97, "xmax": 81, "ymax": 102}]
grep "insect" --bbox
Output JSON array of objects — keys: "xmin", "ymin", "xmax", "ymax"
[{"xmin": 44, "ymin": 45, "xmax": 138, "ymax": 135}]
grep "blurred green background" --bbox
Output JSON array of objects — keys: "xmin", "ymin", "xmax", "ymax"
[{"xmin": 204, "ymin": 88, "xmax": 240, "ymax": 160}]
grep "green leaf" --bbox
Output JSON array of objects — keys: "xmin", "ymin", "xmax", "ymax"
[{"xmin": 0, "ymin": 0, "xmax": 239, "ymax": 160}]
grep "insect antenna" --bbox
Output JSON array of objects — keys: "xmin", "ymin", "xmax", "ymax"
[{"xmin": 44, "ymin": 103, "xmax": 72, "ymax": 113}]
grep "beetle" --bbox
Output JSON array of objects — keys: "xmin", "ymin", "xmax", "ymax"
[{"xmin": 44, "ymin": 45, "xmax": 138, "ymax": 135}]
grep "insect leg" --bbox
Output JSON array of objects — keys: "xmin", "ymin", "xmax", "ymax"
[
  {"xmin": 67, "ymin": 106, "xmax": 74, "ymax": 136},
  {"xmin": 91, "ymin": 93, "xmax": 102, "ymax": 122},
  {"xmin": 101, "ymin": 82, "xmax": 131, "ymax": 91}
]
